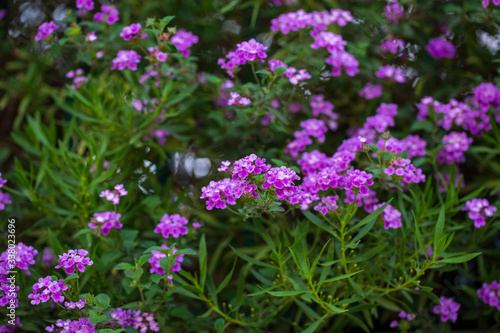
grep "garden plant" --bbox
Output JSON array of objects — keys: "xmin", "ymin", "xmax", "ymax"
[{"xmin": 1, "ymin": 0, "xmax": 500, "ymax": 332}]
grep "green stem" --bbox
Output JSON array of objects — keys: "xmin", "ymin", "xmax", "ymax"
[
  {"xmin": 201, "ymin": 296, "xmax": 249, "ymax": 327},
  {"xmin": 251, "ymin": 62, "xmax": 264, "ymax": 96}
]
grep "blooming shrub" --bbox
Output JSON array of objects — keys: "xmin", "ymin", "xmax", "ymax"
[{"xmin": 0, "ymin": 0, "xmax": 500, "ymax": 332}]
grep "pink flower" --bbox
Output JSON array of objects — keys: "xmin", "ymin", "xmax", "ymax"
[
  {"xmin": 154, "ymin": 214, "xmax": 189, "ymax": 239},
  {"xmin": 35, "ymin": 21, "xmax": 58, "ymax": 41},
  {"xmin": 120, "ymin": 23, "xmax": 147, "ymax": 41},
  {"xmin": 462, "ymin": 198, "xmax": 497, "ymax": 228},
  {"xmin": 171, "ymin": 30, "xmax": 198, "ymax": 57},
  {"xmin": 94, "ymin": 5, "xmax": 119, "ymax": 24},
  {"xmin": 54, "ymin": 249, "xmax": 93, "ymax": 275},
  {"xmin": 426, "ymin": 38, "xmax": 456, "ymax": 59},
  {"xmin": 437, "ymin": 132, "xmax": 472, "ymax": 165},
  {"xmin": 28, "ymin": 276, "xmax": 68, "ymax": 305},
  {"xmin": 99, "ymin": 184, "xmax": 128, "ymax": 205},
  {"xmin": 111, "ymin": 50, "xmax": 141, "ymax": 71},
  {"xmin": 433, "ymin": 297, "xmax": 460, "ymax": 323},
  {"xmin": 359, "ymin": 83, "xmax": 383, "ymax": 99},
  {"xmin": 375, "ymin": 65, "xmax": 406, "ymax": 83},
  {"xmin": 148, "ymin": 244, "xmax": 184, "ymax": 274},
  {"xmin": 88, "ymin": 211, "xmax": 123, "ymax": 235},
  {"xmin": 86, "ymin": 31, "xmax": 98, "ymax": 42},
  {"xmin": 218, "ymin": 38, "xmax": 268, "ymax": 77},
  {"xmin": 374, "ymin": 203, "xmax": 402, "ymax": 229}
]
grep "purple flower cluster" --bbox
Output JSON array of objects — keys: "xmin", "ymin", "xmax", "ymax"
[
  {"xmin": 400, "ymin": 135, "xmax": 427, "ymax": 158},
  {"xmin": 111, "ymin": 308, "xmax": 160, "ymax": 332},
  {"xmin": 86, "ymin": 31, "xmax": 98, "ymax": 42},
  {"xmin": 375, "ymin": 65, "xmax": 406, "ymax": 83},
  {"xmin": 283, "ymin": 67, "xmax": 312, "ymax": 85},
  {"xmin": 120, "ymin": 23, "xmax": 147, "ymax": 41},
  {"xmin": 228, "ymin": 92, "xmax": 251, "ymax": 106},
  {"xmin": 426, "ymin": 38, "xmax": 456, "ymax": 59},
  {"xmin": 437, "ymin": 132, "xmax": 472, "ymax": 165},
  {"xmin": 344, "ymin": 168, "xmax": 375, "ymax": 195},
  {"xmin": 381, "ymin": 38, "xmax": 404, "ymax": 54},
  {"xmin": 365, "ymin": 103, "xmax": 398, "ymax": 133},
  {"xmin": 483, "ymin": 0, "xmax": 500, "ymax": 7},
  {"xmin": 76, "ymin": 0, "xmax": 94, "ymax": 12},
  {"xmin": 285, "ymin": 119, "xmax": 328, "ymax": 159},
  {"xmin": 472, "ymin": 83, "xmax": 500, "ymax": 111},
  {"xmin": 28, "ymin": 276, "xmax": 68, "ymax": 305},
  {"xmin": 384, "ymin": 1, "xmax": 405, "ymax": 24},
  {"xmin": 310, "ymin": 95, "xmax": 339, "ymax": 130},
  {"xmin": 270, "ymin": 9, "xmax": 353, "ymax": 34},
  {"xmin": 314, "ymin": 195, "xmax": 338, "ymax": 215},
  {"xmin": 46, "ymin": 318, "xmax": 95, "ymax": 333},
  {"xmin": 94, "ymin": 5, "xmax": 119, "ymax": 25},
  {"xmin": 297, "ymin": 150, "xmax": 330, "ymax": 175},
  {"xmin": 111, "ymin": 50, "xmax": 141, "ymax": 71},
  {"xmin": 345, "ymin": 188, "xmax": 379, "ymax": 213},
  {"xmin": 384, "ymin": 157, "xmax": 426, "ymax": 185},
  {"xmin": 262, "ymin": 166, "xmax": 301, "ymax": 202},
  {"xmin": 148, "ymin": 244, "xmax": 183, "ymax": 274},
  {"xmin": 42, "ymin": 247, "xmax": 55, "ymax": 266},
  {"xmin": 171, "ymin": 30, "xmax": 199, "ymax": 57},
  {"xmin": 35, "ymin": 21, "xmax": 58, "ymax": 41},
  {"xmin": 478, "ymin": 281, "xmax": 500, "ymax": 310},
  {"xmin": 0, "ymin": 282, "xmax": 19, "ymax": 308},
  {"xmin": 374, "ymin": 203, "xmax": 402, "ymax": 229},
  {"xmin": 462, "ymin": 198, "xmax": 497, "ymax": 228},
  {"xmin": 0, "ymin": 173, "xmax": 11, "ymax": 211},
  {"xmin": 0, "ymin": 318, "xmax": 20, "ymax": 332},
  {"xmin": 433, "ymin": 297, "xmax": 460, "ymax": 323},
  {"xmin": 0, "ymin": 242, "xmax": 38, "ymax": 277},
  {"xmin": 218, "ymin": 39, "xmax": 268, "ymax": 78},
  {"xmin": 55, "ymin": 249, "xmax": 93, "ymax": 275},
  {"xmin": 311, "ymin": 31, "xmax": 359, "ymax": 77},
  {"xmin": 99, "ymin": 184, "xmax": 128, "ymax": 205},
  {"xmin": 147, "ymin": 46, "xmax": 168, "ymax": 63},
  {"xmin": 230, "ymin": 154, "xmax": 271, "ymax": 179},
  {"xmin": 154, "ymin": 214, "xmax": 189, "ymax": 239},
  {"xmin": 88, "ymin": 211, "xmax": 123, "ymax": 235},
  {"xmin": 66, "ymin": 68, "xmax": 86, "ymax": 90},
  {"xmin": 65, "ymin": 298, "xmax": 86, "ymax": 310},
  {"xmin": 359, "ymin": 83, "xmax": 383, "ymax": 100},
  {"xmin": 390, "ymin": 311, "xmax": 416, "ymax": 328},
  {"xmin": 200, "ymin": 178, "xmax": 258, "ymax": 210}
]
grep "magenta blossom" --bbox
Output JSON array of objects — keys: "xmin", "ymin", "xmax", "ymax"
[
  {"xmin": 171, "ymin": 30, "xmax": 199, "ymax": 57},
  {"xmin": 433, "ymin": 297, "xmax": 460, "ymax": 323},
  {"xmin": 110, "ymin": 308, "xmax": 160, "ymax": 332},
  {"xmin": 154, "ymin": 214, "xmax": 189, "ymax": 239},
  {"xmin": 462, "ymin": 198, "xmax": 497, "ymax": 228},
  {"xmin": 359, "ymin": 83, "xmax": 383, "ymax": 99},
  {"xmin": 200, "ymin": 178, "xmax": 258, "ymax": 210},
  {"xmin": 88, "ymin": 211, "xmax": 123, "ymax": 235},
  {"xmin": 55, "ymin": 249, "xmax": 93, "ymax": 275},
  {"xmin": 28, "ymin": 276, "xmax": 68, "ymax": 305},
  {"xmin": 120, "ymin": 23, "xmax": 147, "ymax": 40},
  {"xmin": 148, "ymin": 244, "xmax": 184, "ymax": 274},
  {"xmin": 94, "ymin": 5, "xmax": 119, "ymax": 24},
  {"xmin": 426, "ymin": 38, "xmax": 456, "ymax": 59},
  {"xmin": 35, "ymin": 21, "xmax": 58, "ymax": 41},
  {"xmin": 111, "ymin": 50, "xmax": 141, "ymax": 71}
]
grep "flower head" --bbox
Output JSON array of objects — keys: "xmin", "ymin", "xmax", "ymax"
[
  {"xmin": 55, "ymin": 249, "xmax": 93, "ymax": 275},
  {"xmin": 35, "ymin": 21, "xmax": 58, "ymax": 41},
  {"xmin": 111, "ymin": 50, "xmax": 141, "ymax": 71},
  {"xmin": 154, "ymin": 214, "xmax": 189, "ymax": 239}
]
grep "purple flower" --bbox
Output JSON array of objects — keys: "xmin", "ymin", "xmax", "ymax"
[
  {"xmin": 227, "ymin": 92, "xmax": 251, "ymax": 106},
  {"xmin": 384, "ymin": 157, "xmax": 426, "ymax": 185},
  {"xmin": 231, "ymin": 154, "xmax": 271, "ymax": 180},
  {"xmin": 200, "ymin": 178, "xmax": 258, "ymax": 210},
  {"xmin": 99, "ymin": 184, "xmax": 128, "ymax": 205},
  {"xmin": 171, "ymin": 30, "xmax": 199, "ymax": 57},
  {"xmin": 86, "ymin": 31, "xmax": 98, "ymax": 42},
  {"xmin": 483, "ymin": 0, "xmax": 500, "ymax": 7},
  {"xmin": 400, "ymin": 135, "xmax": 427, "ymax": 158},
  {"xmin": 343, "ymin": 168, "xmax": 374, "ymax": 195},
  {"xmin": 462, "ymin": 198, "xmax": 497, "ymax": 228},
  {"xmin": 0, "ymin": 173, "xmax": 6, "ymax": 188},
  {"xmin": 111, "ymin": 50, "xmax": 141, "ymax": 71},
  {"xmin": 314, "ymin": 195, "xmax": 339, "ymax": 215},
  {"xmin": 0, "ymin": 242, "xmax": 38, "ymax": 277},
  {"xmin": 284, "ymin": 67, "xmax": 312, "ymax": 85},
  {"xmin": 148, "ymin": 244, "xmax": 184, "ymax": 274},
  {"xmin": 297, "ymin": 150, "xmax": 330, "ymax": 175},
  {"xmin": 46, "ymin": 318, "xmax": 96, "ymax": 333},
  {"xmin": 310, "ymin": 95, "xmax": 339, "ymax": 130},
  {"xmin": 437, "ymin": 132, "xmax": 472, "ymax": 165},
  {"xmin": 345, "ymin": 188, "xmax": 379, "ymax": 213},
  {"xmin": 120, "ymin": 23, "xmax": 147, "ymax": 41},
  {"xmin": 270, "ymin": 9, "xmax": 353, "ymax": 34},
  {"xmin": 218, "ymin": 38, "xmax": 268, "ymax": 77},
  {"xmin": 89, "ymin": 211, "xmax": 123, "ymax": 235},
  {"xmin": 94, "ymin": 5, "xmax": 119, "ymax": 25},
  {"xmin": 375, "ymin": 65, "xmax": 406, "ymax": 83},
  {"xmin": 0, "ymin": 282, "xmax": 19, "ymax": 308},
  {"xmin": 433, "ymin": 297, "xmax": 460, "ymax": 323},
  {"xmin": 111, "ymin": 308, "xmax": 160, "ymax": 332},
  {"xmin": 300, "ymin": 119, "xmax": 328, "ymax": 142},
  {"xmin": 478, "ymin": 281, "xmax": 500, "ymax": 310},
  {"xmin": 374, "ymin": 203, "xmax": 402, "ymax": 229},
  {"xmin": 472, "ymin": 83, "xmax": 500, "ymax": 111},
  {"xmin": 55, "ymin": 249, "xmax": 93, "ymax": 275},
  {"xmin": 42, "ymin": 247, "xmax": 55, "ymax": 266},
  {"xmin": 384, "ymin": 2, "xmax": 405, "ymax": 24},
  {"xmin": 364, "ymin": 103, "xmax": 398, "ymax": 133},
  {"xmin": 76, "ymin": 0, "xmax": 94, "ymax": 15},
  {"xmin": 35, "ymin": 21, "xmax": 58, "ymax": 41},
  {"xmin": 28, "ymin": 276, "xmax": 68, "ymax": 305},
  {"xmin": 359, "ymin": 83, "xmax": 383, "ymax": 100},
  {"xmin": 381, "ymin": 38, "xmax": 405, "ymax": 54},
  {"xmin": 65, "ymin": 298, "xmax": 86, "ymax": 310},
  {"xmin": 154, "ymin": 214, "xmax": 189, "ymax": 239},
  {"xmin": 262, "ymin": 166, "xmax": 301, "ymax": 203},
  {"xmin": 426, "ymin": 38, "xmax": 456, "ymax": 59}
]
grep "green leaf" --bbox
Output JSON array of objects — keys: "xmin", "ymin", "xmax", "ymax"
[
  {"xmin": 433, "ymin": 205, "xmax": 445, "ymax": 257},
  {"xmin": 64, "ymin": 273, "xmax": 79, "ymax": 281},
  {"xmin": 115, "ymin": 263, "xmax": 134, "ymax": 270},
  {"xmin": 259, "ymin": 287, "xmax": 307, "ymax": 297},
  {"xmin": 303, "ymin": 209, "xmax": 336, "ymax": 235},
  {"xmin": 229, "ymin": 245, "xmax": 275, "ymax": 269},
  {"xmin": 253, "ymin": 220, "xmax": 276, "ymax": 253},
  {"xmin": 48, "ymin": 228, "xmax": 65, "ymax": 259},
  {"xmin": 349, "ymin": 201, "xmax": 390, "ymax": 245},
  {"xmin": 320, "ymin": 270, "xmax": 363, "ymax": 284},
  {"xmin": 214, "ymin": 318, "xmax": 225, "ymax": 332},
  {"xmin": 274, "ymin": 66, "xmax": 287, "ymax": 76},
  {"xmin": 176, "ymin": 248, "xmax": 197, "ymax": 256},
  {"xmin": 94, "ymin": 294, "xmax": 110, "ymax": 310},
  {"xmin": 215, "ymin": 259, "xmax": 237, "ymax": 295},
  {"xmin": 437, "ymin": 252, "xmax": 481, "ymax": 264},
  {"xmin": 89, "ymin": 310, "xmax": 107, "ymax": 324},
  {"xmin": 301, "ymin": 315, "xmax": 328, "ymax": 333},
  {"xmin": 160, "ymin": 16, "xmax": 175, "ymax": 26},
  {"xmin": 323, "ymin": 303, "xmax": 348, "ymax": 313},
  {"xmin": 199, "ymin": 234, "xmax": 207, "ymax": 290},
  {"xmin": 348, "ymin": 278, "xmax": 364, "ymax": 297}
]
